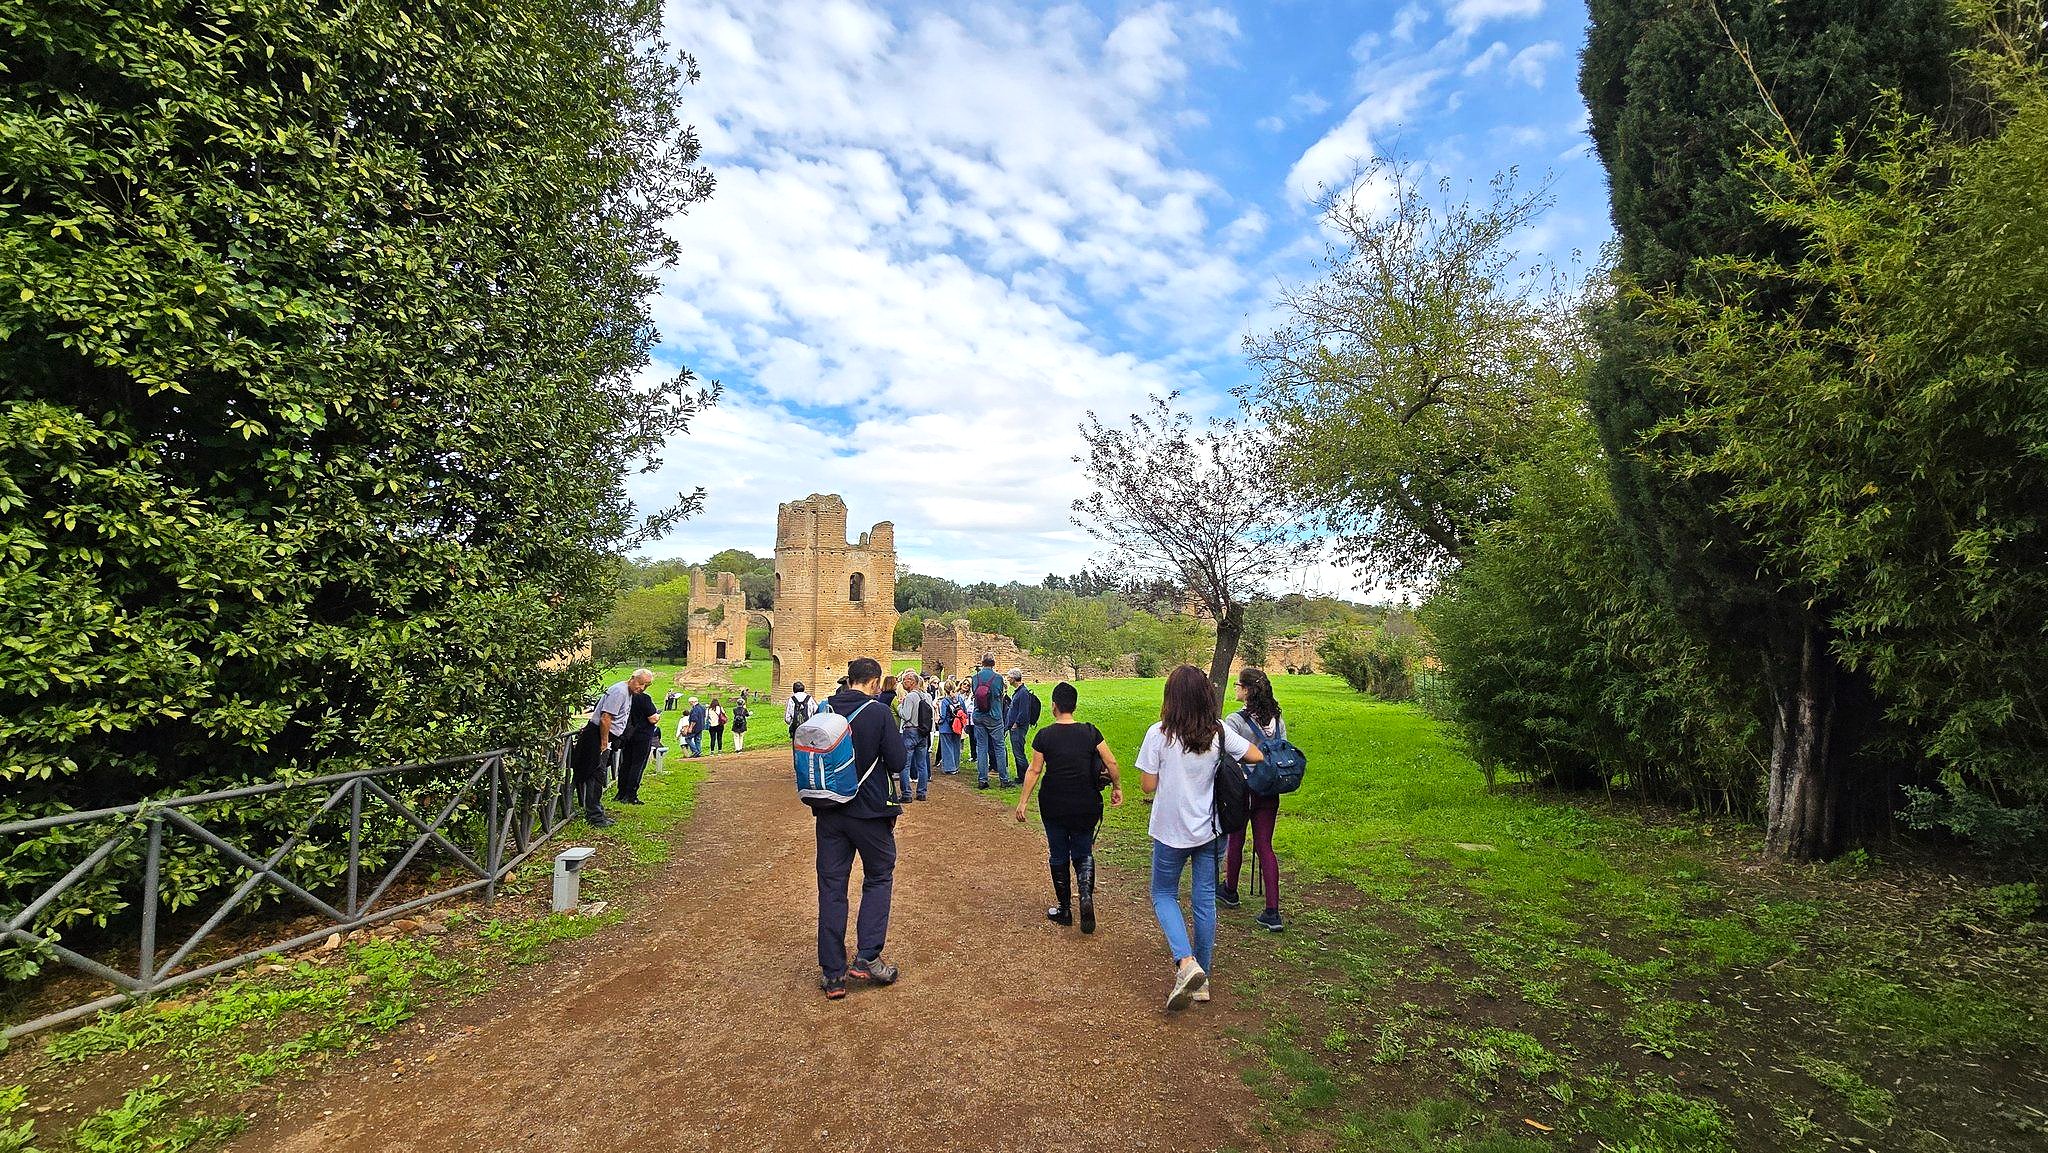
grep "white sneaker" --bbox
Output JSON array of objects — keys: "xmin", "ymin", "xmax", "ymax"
[
  {"xmin": 1192, "ymin": 985, "xmax": 1211, "ymax": 1004},
  {"xmin": 1167, "ymin": 959, "xmax": 1208, "ymax": 1010}
]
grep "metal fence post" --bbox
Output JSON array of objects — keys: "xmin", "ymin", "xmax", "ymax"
[
  {"xmin": 138, "ymin": 815, "xmax": 162, "ymax": 986},
  {"xmin": 346, "ymin": 777, "xmax": 363, "ymax": 919},
  {"xmin": 484, "ymin": 755, "xmax": 502, "ymax": 904}
]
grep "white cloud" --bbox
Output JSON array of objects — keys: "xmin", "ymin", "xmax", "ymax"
[
  {"xmin": 640, "ymin": 0, "xmax": 1262, "ymax": 581},
  {"xmin": 1444, "ymin": 0, "xmax": 1544, "ymax": 37},
  {"xmin": 1256, "ymin": 114, "xmax": 1287, "ymax": 132},
  {"xmin": 1285, "ymin": 66, "xmax": 1442, "ymax": 205},
  {"xmin": 1391, "ymin": 2, "xmax": 1430, "ymax": 41},
  {"xmin": 1506, "ymin": 40, "xmax": 1562, "ymax": 87},
  {"xmin": 1463, "ymin": 41, "xmax": 1509, "ymax": 75}
]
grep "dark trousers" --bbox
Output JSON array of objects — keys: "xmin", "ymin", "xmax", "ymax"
[
  {"xmin": 616, "ymin": 739, "xmax": 653, "ymax": 802},
  {"xmin": 708, "ymin": 725, "xmax": 724, "ymax": 752},
  {"xmin": 1009, "ymin": 726, "xmax": 1028, "ymax": 772},
  {"xmin": 1044, "ymin": 816, "xmax": 1098, "ymax": 866},
  {"xmin": 1226, "ymin": 793, "xmax": 1282, "ymax": 911},
  {"xmin": 815, "ymin": 809, "xmax": 896, "ymax": 979},
  {"xmin": 571, "ymin": 723, "xmax": 610, "ymax": 820}
]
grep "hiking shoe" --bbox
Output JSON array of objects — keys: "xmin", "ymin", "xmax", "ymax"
[
  {"xmin": 1046, "ymin": 904, "xmax": 1073, "ymax": 926},
  {"xmin": 1166, "ymin": 959, "xmax": 1207, "ymax": 1010},
  {"xmin": 820, "ymin": 975, "xmax": 846, "ymax": 1000},
  {"xmin": 1256, "ymin": 908, "xmax": 1285, "ymax": 933},
  {"xmin": 1217, "ymin": 885, "xmax": 1241, "ymax": 908},
  {"xmin": 849, "ymin": 957, "xmax": 898, "ymax": 985}
]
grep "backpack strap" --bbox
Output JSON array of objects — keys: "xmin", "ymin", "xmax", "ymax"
[{"xmin": 845, "ymin": 700, "xmax": 889, "ymax": 798}]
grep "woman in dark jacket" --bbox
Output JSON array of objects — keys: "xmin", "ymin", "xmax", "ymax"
[
  {"xmin": 616, "ymin": 687, "xmax": 660, "ymax": 805},
  {"xmin": 1014, "ymin": 682, "xmax": 1123, "ymax": 933}
]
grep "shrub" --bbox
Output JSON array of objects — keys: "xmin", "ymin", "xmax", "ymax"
[
  {"xmin": 1319, "ymin": 627, "xmax": 1419, "ymax": 702},
  {"xmin": 1419, "ymin": 425, "xmax": 1765, "ymax": 807},
  {"xmin": 2, "ymin": 0, "xmax": 711, "ymax": 975}
]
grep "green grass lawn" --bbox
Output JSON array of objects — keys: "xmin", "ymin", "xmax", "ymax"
[{"xmin": 999, "ymin": 673, "xmax": 2048, "ymax": 1153}]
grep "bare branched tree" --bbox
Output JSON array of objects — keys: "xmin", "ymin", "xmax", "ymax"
[{"xmin": 1073, "ymin": 394, "xmax": 1316, "ymax": 690}]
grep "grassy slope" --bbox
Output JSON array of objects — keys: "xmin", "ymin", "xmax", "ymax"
[{"xmin": 1009, "ymin": 674, "xmax": 2047, "ymax": 1153}]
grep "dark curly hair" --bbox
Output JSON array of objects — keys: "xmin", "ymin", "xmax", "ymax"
[{"xmin": 1238, "ymin": 668, "xmax": 1280, "ymax": 727}]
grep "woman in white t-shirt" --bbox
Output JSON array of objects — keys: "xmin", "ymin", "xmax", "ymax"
[{"xmin": 1138, "ymin": 665, "xmax": 1266, "ymax": 1010}]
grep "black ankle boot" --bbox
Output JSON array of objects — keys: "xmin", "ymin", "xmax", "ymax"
[
  {"xmin": 1047, "ymin": 861, "xmax": 1073, "ymax": 925},
  {"xmin": 1076, "ymin": 856, "xmax": 1097, "ymax": 934}
]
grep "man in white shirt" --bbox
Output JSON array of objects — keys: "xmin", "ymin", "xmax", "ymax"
[{"xmin": 575, "ymin": 668, "xmax": 651, "ymax": 829}]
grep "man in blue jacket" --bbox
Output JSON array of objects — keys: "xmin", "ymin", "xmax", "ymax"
[
  {"xmin": 970, "ymin": 654, "xmax": 1011, "ymax": 789},
  {"xmin": 812, "ymin": 657, "xmax": 908, "ymax": 999},
  {"xmin": 1004, "ymin": 668, "xmax": 1040, "ymax": 774}
]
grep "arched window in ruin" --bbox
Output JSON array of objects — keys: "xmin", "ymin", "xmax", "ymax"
[{"xmin": 849, "ymin": 572, "xmax": 865, "ymax": 602}]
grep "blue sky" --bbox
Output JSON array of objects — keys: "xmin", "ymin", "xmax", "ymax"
[{"xmin": 634, "ymin": 0, "xmax": 1609, "ymax": 591}]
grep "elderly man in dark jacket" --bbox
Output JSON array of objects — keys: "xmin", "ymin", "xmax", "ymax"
[{"xmin": 810, "ymin": 657, "xmax": 908, "ymax": 999}]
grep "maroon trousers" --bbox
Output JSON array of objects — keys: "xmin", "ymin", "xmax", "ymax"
[{"xmin": 1225, "ymin": 793, "xmax": 1280, "ymax": 912}]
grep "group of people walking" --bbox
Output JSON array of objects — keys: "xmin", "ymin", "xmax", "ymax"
[
  {"xmin": 801, "ymin": 653, "xmax": 1293, "ymax": 1011},
  {"xmin": 666, "ymin": 690, "xmax": 748, "ymax": 757}
]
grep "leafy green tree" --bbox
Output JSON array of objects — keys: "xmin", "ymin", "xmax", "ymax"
[
  {"xmin": 896, "ymin": 571, "xmax": 967, "ymax": 613},
  {"xmin": 1635, "ymin": 11, "xmax": 2048, "ymax": 845},
  {"xmin": 1579, "ymin": 0, "xmax": 1961, "ymax": 859},
  {"xmin": 1112, "ymin": 611, "xmax": 1209, "ymax": 676},
  {"xmin": 1, "ymin": 0, "xmax": 712, "ymax": 956},
  {"xmin": 1242, "ymin": 159, "xmax": 1590, "ymax": 585},
  {"xmin": 893, "ymin": 608, "xmax": 937, "ymax": 653},
  {"xmin": 1034, "ymin": 597, "xmax": 1118, "ymax": 673},
  {"xmin": 965, "ymin": 604, "xmax": 1032, "ymax": 649},
  {"xmin": 596, "ymin": 580, "xmax": 693, "ymax": 664},
  {"xmin": 1236, "ymin": 600, "xmax": 1276, "ymax": 666}
]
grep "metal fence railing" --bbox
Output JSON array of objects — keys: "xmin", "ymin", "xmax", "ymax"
[{"xmin": 1, "ymin": 735, "xmax": 581, "ymax": 1040}]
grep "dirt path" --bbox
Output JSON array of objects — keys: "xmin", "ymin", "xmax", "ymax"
[{"xmin": 233, "ymin": 749, "xmax": 1266, "ymax": 1153}]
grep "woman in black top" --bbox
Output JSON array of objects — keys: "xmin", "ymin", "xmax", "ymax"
[
  {"xmin": 616, "ymin": 688, "xmax": 660, "ymax": 805},
  {"xmin": 1014, "ymin": 682, "xmax": 1123, "ymax": 933}
]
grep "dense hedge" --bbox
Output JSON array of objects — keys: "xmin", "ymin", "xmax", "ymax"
[{"xmin": 1, "ymin": 0, "xmax": 712, "ymax": 975}]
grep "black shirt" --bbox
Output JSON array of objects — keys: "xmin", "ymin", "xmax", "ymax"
[
  {"xmin": 1032, "ymin": 721, "xmax": 1106, "ymax": 827},
  {"xmin": 623, "ymin": 691, "xmax": 659, "ymax": 747}
]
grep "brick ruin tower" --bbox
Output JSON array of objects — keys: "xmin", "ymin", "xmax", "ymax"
[
  {"xmin": 771, "ymin": 495, "xmax": 898, "ymax": 704},
  {"xmin": 682, "ymin": 568, "xmax": 748, "ymax": 674}
]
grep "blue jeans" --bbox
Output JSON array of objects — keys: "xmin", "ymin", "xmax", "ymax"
[
  {"xmin": 685, "ymin": 731, "xmax": 703, "ymax": 757},
  {"xmin": 1151, "ymin": 837, "xmax": 1221, "ymax": 971},
  {"xmin": 938, "ymin": 730, "xmax": 961, "ymax": 774},
  {"xmin": 972, "ymin": 714, "xmax": 1009, "ymax": 786},
  {"xmin": 1009, "ymin": 726, "xmax": 1029, "ymax": 772},
  {"xmin": 900, "ymin": 732, "xmax": 931, "ymax": 797},
  {"xmin": 1045, "ymin": 817, "xmax": 1097, "ymax": 867}
]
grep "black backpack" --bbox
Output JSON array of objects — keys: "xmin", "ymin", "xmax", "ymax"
[{"xmin": 1211, "ymin": 731, "xmax": 1251, "ymax": 836}]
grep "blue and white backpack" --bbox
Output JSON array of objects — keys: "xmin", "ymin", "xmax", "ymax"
[
  {"xmin": 1232, "ymin": 708, "xmax": 1308, "ymax": 797},
  {"xmin": 793, "ymin": 700, "xmax": 879, "ymax": 805}
]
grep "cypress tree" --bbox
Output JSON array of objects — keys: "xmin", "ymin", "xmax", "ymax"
[{"xmin": 1578, "ymin": 0, "xmax": 1961, "ymax": 859}]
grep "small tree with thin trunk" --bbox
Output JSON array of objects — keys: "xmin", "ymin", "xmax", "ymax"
[{"xmin": 1073, "ymin": 395, "xmax": 1315, "ymax": 691}]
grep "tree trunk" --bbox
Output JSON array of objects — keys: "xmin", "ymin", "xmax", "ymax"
[
  {"xmin": 1763, "ymin": 622, "xmax": 1846, "ymax": 861},
  {"xmin": 1208, "ymin": 602, "xmax": 1243, "ymax": 693}
]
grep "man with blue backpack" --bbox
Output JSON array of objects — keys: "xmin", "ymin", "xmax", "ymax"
[
  {"xmin": 970, "ymin": 654, "xmax": 1011, "ymax": 789},
  {"xmin": 794, "ymin": 657, "xmax": 907, "ymax": 1000}
]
